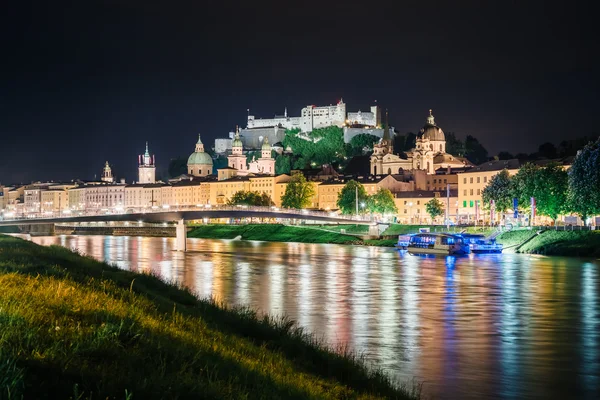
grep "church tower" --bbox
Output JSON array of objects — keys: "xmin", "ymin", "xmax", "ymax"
[
  {"xmin": 101, "ymin": 161, "xmax": 114, "ymax": 183},
  {"xmin": 138, "ymin": 142, "xmax": 156, "ymax": 183},
  {"xmin": 249, "ymin": 137, "xmax": 275, "ymax": 175},
  {"xmin": 228, "ymin": 127, "xmax": 248, "ymax": 173}
]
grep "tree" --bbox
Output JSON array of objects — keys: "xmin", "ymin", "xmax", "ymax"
[
  {"xmin": 497, "ymin": 151, "xmax": 514, "ymax": 160},
  {"xmin": 445, "ymin": 132, "xmax": 465, "ymax": 156},
  {"xmin": 425, "ymin": 198, "xmax": 445, "ymax": 223},
  {"xmin": 275, "ymin": 154, "xmax": 292, "ymax": 175},
  {"xmin": 168, "ymin": 157, "xmax": 188, "ymax": 178},
  {"xmin": 482, "ymin": 169, "xmax": 513, "ymax": 213},
  {"xmin": 281, "ymin": 173, "xmax": 315, "ymax": 209},
  {"xmin": 402, "ymin": 132, "xmax": 416, "ymax": 151},
  {"xmin": 336, "ymin": 180, "xmax": 369, "ymax": 215},
  {"xmin": 464, "ymin": 135, "xmax": 489, "ymax": 165},
  {"xmin": 568, "ymin": 137, "xmax": 600, "ymax": 222},
  {"xmin": 282, "ymin": 126, "xmax": 346, "ymax": 167},
  {"xmin": 511, "ymin": 163, "xmax": 540, "ymax": 212},
  {"xmin": 349, "ymin": 133, "xmax": 380, "ymax": 156},
  {"xmin": 367, "ymin": 188, "xmax": 398, "ymax": 215},
  {"xmin": 227, "ymin": 191, "xmax": 273, "ymax": 206},
  {"xmin": 538, "ymin": 142, "xmax": 558, "ymax": 159},
  {"xmin": 535, "ymin": 163, "xmax": 568, "ymax": 222}
]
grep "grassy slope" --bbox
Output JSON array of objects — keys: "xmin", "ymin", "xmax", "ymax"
[
  {"xmin": 188, "ymin": 224, "xmax": 364, "ymax": 245},
  {"xmin": 516, "ymin": 230, "xmax": 600, "ymax": 257},
  {"xmin": 495, "ymin": 230, "xmax": 538, "ymax": 250},
  {"xmin": 0, "ymin": 235, "xmax": 416, "ymax": 400}
]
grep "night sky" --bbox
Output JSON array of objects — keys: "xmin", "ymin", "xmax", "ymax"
[{"xmin": 1, "ymin": 0, "xmax": 597, "ymax": 184}]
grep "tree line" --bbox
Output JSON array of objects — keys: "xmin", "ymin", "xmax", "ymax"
[{"xmin": 482, "ymin": 137, "xmax": 600, "ymax": 223}]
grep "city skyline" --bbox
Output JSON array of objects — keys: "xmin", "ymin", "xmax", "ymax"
[{"xmin": 1, "ymin": 1, "xmax": 598, "ymax": 183}]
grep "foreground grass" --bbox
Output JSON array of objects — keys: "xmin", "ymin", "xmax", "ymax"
[
  {"xmin": 0, "ymin": 235, "xmax": 417, "ymax": 399},
  {"xmin": 188, "ymin": 224, "xmax": 367, "ymax": 245}
]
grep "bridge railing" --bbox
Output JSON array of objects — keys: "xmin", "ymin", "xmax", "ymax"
[{"xmin": 1, "ymin": 205, "xmax": 370, "ymax": 223}]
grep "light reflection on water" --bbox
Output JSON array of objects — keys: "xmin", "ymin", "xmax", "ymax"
[{"xmin": 30, "ymin": 235, "xmax": 600, "ymax": 400}]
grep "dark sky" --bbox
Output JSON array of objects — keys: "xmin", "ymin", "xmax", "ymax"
[{"xmin": 1, "ymin": 0, "xmax": 597, "ymax": 184}]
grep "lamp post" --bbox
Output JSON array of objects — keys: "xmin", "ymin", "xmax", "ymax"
[{"xmin": 408, "ymin": 202, "xmax": 413, "ymax": 224}]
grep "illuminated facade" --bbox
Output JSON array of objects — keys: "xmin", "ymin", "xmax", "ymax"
[
  {"xmin": 248, "ymin": 137, "xmax": 275, "ymax": 175},
  {"xmin": 394, "ymin": 190, "xmax": 459, "ymax": 224},
  {"xmin": 370, "ymin": 110, "xmax": 471, "ymax": 175},
  {"xmin": 457, "ymin": 159, "xmax": 520, "ymax": 222}
]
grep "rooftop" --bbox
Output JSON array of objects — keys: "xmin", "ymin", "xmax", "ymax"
[{"xmin": 459, "ymin": 159, "xmax": 521, "ymax": 173}]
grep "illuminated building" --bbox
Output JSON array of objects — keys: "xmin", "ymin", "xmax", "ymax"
[
  {"xmin": 457, "ymin": 159, "xmax": 520, "ymax": 222},
  {"xmin": 370, "ymin": 110, "xmax": 472, "ymax": 175},
  {"xmin": 394, "ymin": 190, "xmax": 459, "ymax": 224}
]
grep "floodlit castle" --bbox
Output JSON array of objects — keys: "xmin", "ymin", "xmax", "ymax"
[
  {"xmin": 370, "ymin": 110, "xmax": 472, "ymax": 175},
  {"xmin": 247, "ymin": 100, "xmax": 348, "ymax": 132},
  {"xmin": 138, "ymin": 142, "xmax": 156, "ymax": 184},
  {"xmin": 226, "ymin": 99, "xmax": 386, "ymax": 151}
]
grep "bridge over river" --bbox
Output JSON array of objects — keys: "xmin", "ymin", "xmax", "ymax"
[{"xmin": 0, "ymin": 206, "xmax": 376, "ymax": 251}]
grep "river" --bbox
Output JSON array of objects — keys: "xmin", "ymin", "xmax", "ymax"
[{"xmin": 30, "ymin": 235, "xmax": 599, "ymax": 399}]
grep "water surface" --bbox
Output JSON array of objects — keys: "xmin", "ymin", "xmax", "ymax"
[{"xmin": 31, "ymin": 235, "xmax": 600, "ymax": 399}]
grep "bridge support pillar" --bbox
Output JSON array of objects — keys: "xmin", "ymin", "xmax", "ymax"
[
  {"xmin": 369, "ymin": 224, "xmax": 380, "ymax": 236},
  {"xmin": 176, "ymin": 219, "xmax": 187, "ymax": 252}
]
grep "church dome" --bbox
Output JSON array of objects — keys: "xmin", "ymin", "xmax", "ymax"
[
  {"xmin": 187, "ymin": 151, "xmax": 213, "ymax": 166},
  {"xmin": 232, "ymin": 127, "xmax": 243, "ymax": 148},
  {"xmin": 187, "ymin": 134, "xmax": 213, "ymax": 165},
  {"xmin": 420, "ymin": 109, "xmax": 445, "ymax": 142}
]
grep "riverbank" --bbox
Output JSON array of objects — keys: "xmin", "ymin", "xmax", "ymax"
[
  {"xmin": 0, "ymin": 235, "xmax": 417, "ymax": 399},
  {"xmin": 511, "ymin": 230, "xmax": 600, "ymax": 257},
  {"xmin": 188, "ymin": 224, "xmax": 397, "ymax": 246},
  {"xmin": 188, "ymin": 223, "xmax": 600, "ymax": 257}
]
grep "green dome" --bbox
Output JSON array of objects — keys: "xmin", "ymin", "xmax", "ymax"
[
  {"xmin": 187, "ymin": 152, "xmax": 213, "ymax": 166},
  {"xmin": 261, "ymin": 137, "xmax": 270, "ymax": 150}
]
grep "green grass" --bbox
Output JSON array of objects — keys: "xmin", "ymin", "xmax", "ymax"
[
  {"xmin": 0, "ymin": 235, "xmax": 418, "ymax": 399},
  {"xmin": 495, "ymin": 229, "xmax": 538, "ymax": 250},
  {"xmin": 311, "ymin": 224, "xmax": 370, "ymax": 235},
  {"xmin": 188, "ymin": 224, "xmax": 366, "ymax": 245},
  {"xmin": 515, "ymin": 230, "xmax": 600, "ymax": 257}
]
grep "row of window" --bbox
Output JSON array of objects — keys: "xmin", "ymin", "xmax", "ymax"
[
  {"xmin": 463, "ymin": 189, "xmax": 481, "ymax": 196},
  {"xmin": 463, "ymin": 176, "xmax": 489, "ymax": 184}
]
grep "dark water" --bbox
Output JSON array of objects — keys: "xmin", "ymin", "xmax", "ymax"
[{"xmin": 30, "ymin": 235, "xmax": 600, "ymax": 399}]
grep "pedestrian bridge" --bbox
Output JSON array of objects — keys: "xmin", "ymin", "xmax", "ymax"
[{"xmin": 0, "ymin": 206, "xmax": 375, "ymax": 251}]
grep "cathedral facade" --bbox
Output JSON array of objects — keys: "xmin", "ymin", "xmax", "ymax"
[
  {"xmin": 227, "ymin": 128, "xmax": 275, "ymax": 176},
  {"xmin": 370, "ymin": 110, "xmax": 471, "ymax": 175}
]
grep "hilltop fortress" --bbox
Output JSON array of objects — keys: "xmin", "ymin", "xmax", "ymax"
[{"xmin": 214, "ymin": 100, "xmax": 391, "ymax": 152}]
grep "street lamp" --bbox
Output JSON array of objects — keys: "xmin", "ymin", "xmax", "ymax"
[{"xmin": 408, "ymin": 202, "xmax": 413, "ymax": 224}]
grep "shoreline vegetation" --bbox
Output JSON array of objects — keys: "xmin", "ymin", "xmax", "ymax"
[
  {"xmin": 188, "ymin": 223, "xmax": 600, "ymax": 258},
  {"xmin": 0, "ymin": 235, "xmax": 418, "ymax": 399}
]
